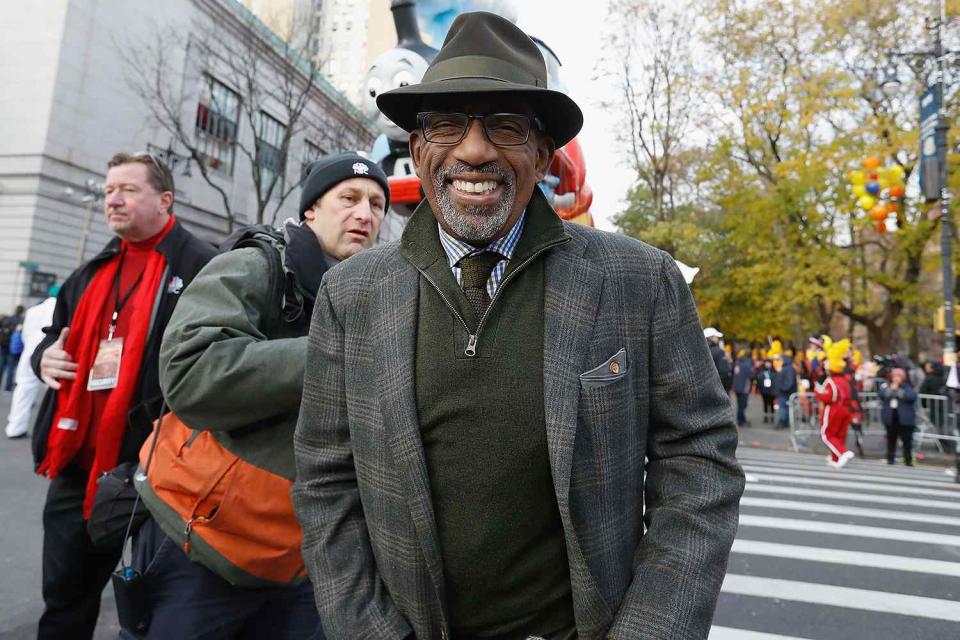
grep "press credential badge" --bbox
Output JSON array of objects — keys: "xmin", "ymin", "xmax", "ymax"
[{"xmin": 88, "ymin": 338, "xmax": 124, "ymax": 391}]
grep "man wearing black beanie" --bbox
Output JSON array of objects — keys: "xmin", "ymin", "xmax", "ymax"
[{"xmin": 125, "ymin": 151, "xmax": 388, "ymax": 638}]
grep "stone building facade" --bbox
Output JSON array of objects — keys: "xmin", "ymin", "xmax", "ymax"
[{"xmin": 0, "ymin": 0, "xmax": 374, "ymax": 311}]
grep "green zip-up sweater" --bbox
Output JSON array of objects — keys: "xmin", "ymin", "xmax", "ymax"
[{"xmin": 402, "ymin": 196, "xmax": 577, "ymax": 638}]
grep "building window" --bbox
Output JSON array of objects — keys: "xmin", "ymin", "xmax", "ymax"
[
  {"xmin": 195, "ymin": 77, "xmax": 240, "ymax": 176},
  {"xmin": 301, "ymin": 140, "xmax": 326, "ymax": 182},
  {"xmin": 257, "ymin": 112, "xmax": 287, "ymax": 196}
]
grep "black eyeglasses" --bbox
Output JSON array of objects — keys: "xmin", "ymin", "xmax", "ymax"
[{"xmin": 417, "ymin": 112, "xmax": 542, "ymax": 147}]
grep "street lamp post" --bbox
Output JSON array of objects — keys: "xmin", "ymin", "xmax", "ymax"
[
  {"xmin": 881, "ymin": 1, "xmax": 960, "ymax": 481},
  {"xmin": 931, "ymin": 7, "xmax": 955, "ymax": 370},
  {"xmin": 881, "ymin": 3, "xmax": 956, "ymax": 365},
  {"xmin": 75, "ymin": 179, "xmax": 104, "ymax": 265}
]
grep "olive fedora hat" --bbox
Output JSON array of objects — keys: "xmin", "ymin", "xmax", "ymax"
[{"xmin": 376, "ymin": 11, "xmax": 583, "ymax": 147}]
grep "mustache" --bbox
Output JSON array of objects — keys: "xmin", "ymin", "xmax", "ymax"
[{"xmin": 435, "ymin": 161, "xmax": 513, "ymax": 184}]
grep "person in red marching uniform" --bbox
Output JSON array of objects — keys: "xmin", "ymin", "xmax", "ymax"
[{"xmin": 815, "ymin": 339, "xmax": 856, "ymax": 468}]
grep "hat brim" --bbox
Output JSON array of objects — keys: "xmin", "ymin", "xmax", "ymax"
[{"xmin": 377, "ymin": 78, "xmax": 584, "ymax": 147}]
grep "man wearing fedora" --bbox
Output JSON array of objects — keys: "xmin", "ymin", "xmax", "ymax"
[{"xmin": 293, "ymin": 12, "xmax": 744, "ymax": 640}]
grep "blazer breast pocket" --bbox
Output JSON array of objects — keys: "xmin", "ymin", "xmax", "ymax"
[{"xmin": 579, "ymin": 348, "xmax": 628, "ymax": 390}]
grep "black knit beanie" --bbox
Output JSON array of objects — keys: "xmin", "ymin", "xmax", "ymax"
[{"xmin": 299, "ymin": 152, "xmax": 391, "ymax": 219}]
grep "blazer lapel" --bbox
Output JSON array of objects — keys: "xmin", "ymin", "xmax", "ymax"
[
  {"xmin": 543, "ymin": 230, "xmax": 603, "ymax": 510},
  {"xmin": 373, "ymin": 258, "xmax": 449, "ymax": 616},
  {"xmin": 543, "ymin": 230, "xmax": 614, "ymax": 635}
]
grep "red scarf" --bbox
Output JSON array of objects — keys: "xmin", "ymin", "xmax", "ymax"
[{"xmin": 38, "ymin": 216, "xmax": 174, "ymax": 518}]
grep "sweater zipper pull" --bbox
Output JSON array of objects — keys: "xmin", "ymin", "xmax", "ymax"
[{"xmin": 465, "ymin": 334, "xmax": 477, "ymax": 357}]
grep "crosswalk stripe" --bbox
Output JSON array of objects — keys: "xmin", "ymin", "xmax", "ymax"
[
  {"xmin": 748, "ymin": 472, "xmax": 960, "ymax": 498},
  {"xmin": 722, "ymin": 447, "xmax": 960, "ymax": 638},
  {"xmin": 709, "ymin": 626, "xmax": 812, "ymax": 640},
  {"xmin": 741, "ymin": 463, "xmax": 958, "ymax": 489},
  {"xmin": 739, "ymin": 496, "xmax": 960, "ymax": 527},
  {"xmin": 722, "ymin": 574, "xmax": 960, "ymax": 622},
  {"xmin": 740, "ymin": 458, "xmax": 953, "ymax": 480},
  {"xmin": 731, "ymin": 539, "xmax": 960, "ymax": 577},
  {"xmin": 745, "ymin": 483, "xmax": 960, "ymax": 511},
  {"xmin": 739, "ymin": 515, "xmax": 960, "ymax": 546},
  {"xmin": 738, "ymin": 449, "xmax": 951, "ymax": 477}
]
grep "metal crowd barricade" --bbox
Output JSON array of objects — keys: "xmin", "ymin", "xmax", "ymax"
[{"xmin": 788, "ymin": 390, "xmax": 958, "ymax": 454}]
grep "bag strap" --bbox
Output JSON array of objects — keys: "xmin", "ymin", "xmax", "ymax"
[
  {"xmin": 233, "ymin": 234, "xmax": 304, "ymax": 333},
  {"xmin": 118, "ymin": 400, "xmax": 167, "ymax": 572}
]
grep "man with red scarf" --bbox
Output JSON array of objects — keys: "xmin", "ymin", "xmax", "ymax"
[{"xmin": 30, "ymin": 152, "xmax": 215, "ymax": 639}]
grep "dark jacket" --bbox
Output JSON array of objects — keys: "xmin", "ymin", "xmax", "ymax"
[
  {"xmin": 757, "ymin": 368, "xmax": 776, "ymax": 396},
  {"xmin": 879, "ymin": 382, "xmax": 918, "ymax": 427},
  {"xmin": 919, "ymin": 366, "xmax": 947, "ymax": 397},
  {"xmin": 709, "ymin": 341, "xmax": 733, "ymax": 391},
  {"xmin": 733, "ymin": 356, "xmax": 755, "ymax": 395},
  {"xmin": 775, "ymin": 356, "xmax": 797, "ymax": 396},
  {"xmin": 30, "ymin": 221, "xmax": 216, "ymax": 469}
]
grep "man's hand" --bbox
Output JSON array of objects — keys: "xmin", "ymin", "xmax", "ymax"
[{"xmin": 40, "ymin": 328, "xmax": 77, "ymax": 390}]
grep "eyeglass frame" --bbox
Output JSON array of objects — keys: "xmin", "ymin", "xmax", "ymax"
[
  {"xmin": 416, "ymin": 111, "xmax": 545, "ymax": 147},
  {"xmin": 132, "ymin": 151, "xmax": 170, "ymax": 175}
]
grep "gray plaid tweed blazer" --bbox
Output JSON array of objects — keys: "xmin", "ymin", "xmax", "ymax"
[{"xmin": 293, "ymin": 206, "xmax": 745, "ymax": 640}]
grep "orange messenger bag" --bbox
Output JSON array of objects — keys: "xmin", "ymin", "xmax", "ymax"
[{"xmin": 134, "ymin": 413, "xmax": 307, "ymax": 588}]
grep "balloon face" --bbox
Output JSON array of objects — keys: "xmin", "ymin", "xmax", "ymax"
[
  {"xmin": 852, "ymin": 184, "xmax": 866, "ymax": 197},
  {"xmin": 888, "ymin": 183, "xmax": 905, "ymax": 198},
  {"xmin": 363, "ymin": 48, "xmax": 430, "ymax": 142},
  {"xmin": 858, "ymin": 194, "xmax": 876, "ymax": 210},
  {"xmin": 870, "ymin": 203, "xmax": 887, "ymax": 221},
  {"xmin": 848, "ymin": 170, "xmax": 865, "ymax": 185},
  {"xmin": 866, "ymin": 182, "xmax": 880, "ymax": 195},
  {"xmin": 863, "ymin": 156, "xmax": 881, "ymax": 169}
]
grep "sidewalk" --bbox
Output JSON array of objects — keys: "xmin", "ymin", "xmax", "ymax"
[{"xmin": 0, "ymin": 389, "xmax": 119, "ymax": 639}]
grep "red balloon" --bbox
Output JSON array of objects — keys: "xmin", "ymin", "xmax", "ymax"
[{"xmin": 889, "ymin": 184, "xmax": 905, "ymax": 198}]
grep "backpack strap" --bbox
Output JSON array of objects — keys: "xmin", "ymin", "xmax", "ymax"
[{"xmin": 231, "ymin": 233, "xmax": 304, "ymax": 334}]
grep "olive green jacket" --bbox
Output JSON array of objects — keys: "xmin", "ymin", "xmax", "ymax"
[{"xmin": 159, "ymin": 246, "xmax": 311, "ymax": 479}]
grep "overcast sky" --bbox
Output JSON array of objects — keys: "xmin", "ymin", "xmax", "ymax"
[{"xmin": 515, "ymin": 1, "xmax": 633, "ymax": 231}]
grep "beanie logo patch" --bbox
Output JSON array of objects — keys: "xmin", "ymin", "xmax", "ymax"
[{"xmin": 352, "ymin": 162, "xmax": 370, "ymax": 176}]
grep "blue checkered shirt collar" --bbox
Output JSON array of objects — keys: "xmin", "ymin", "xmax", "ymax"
[{"xmin": 437, "ymin": 211, "xmax": 526, "ymax": 297}]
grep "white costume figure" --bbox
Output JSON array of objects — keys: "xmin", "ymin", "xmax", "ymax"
[{"xmin": 6, "ymin": 294, "xmax": 57, "ymax": 438}]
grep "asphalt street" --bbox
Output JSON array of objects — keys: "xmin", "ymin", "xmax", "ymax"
[
  {"xmin": 0, "ymin": 388, "xmax": 118, "ymax": 639},
  {"xmin": 0, "ymin": 389, "xmax": 958, "ymax": 639}
]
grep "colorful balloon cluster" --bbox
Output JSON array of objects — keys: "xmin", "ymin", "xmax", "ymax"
[{"xmin": 848, "ymin": 157, "xmax": 905, "ymax": 234}]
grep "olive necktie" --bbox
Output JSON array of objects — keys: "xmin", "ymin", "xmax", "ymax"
[{"xmin": 457, "ymin": 251, "xmax": 503, "ymax": 319}]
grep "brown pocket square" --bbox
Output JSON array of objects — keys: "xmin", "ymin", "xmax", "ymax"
[{"xmin": 579, "ymin": 348, "xmax": 628, "ymax": 390}]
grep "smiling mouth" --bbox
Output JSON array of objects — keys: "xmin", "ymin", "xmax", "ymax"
[{"xmin": 451, "ymin": 179, "xmax": 500, "ymax": 195}]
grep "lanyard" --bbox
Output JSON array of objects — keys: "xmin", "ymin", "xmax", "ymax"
[{"xmin": 109, "ymin": 249, "xmax": 145, "ymax": 341}]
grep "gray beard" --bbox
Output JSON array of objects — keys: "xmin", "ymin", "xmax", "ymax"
[{"xmin": 432, "ymin": 161, "xmax": 516, "ymax": 244}]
